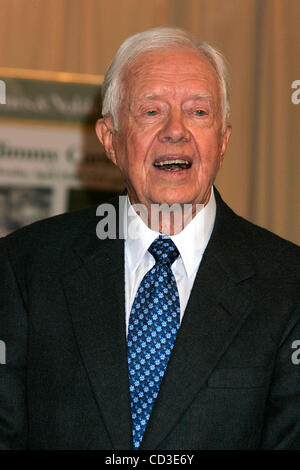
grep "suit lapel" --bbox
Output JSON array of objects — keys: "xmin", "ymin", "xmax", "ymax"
[
  {"xmin": 62, "ymin": 199, "xmax": 132, "ymax": 450},
  {"xmin": 140, "ymin": 189, "xmax": 256, "ymax": 449}
]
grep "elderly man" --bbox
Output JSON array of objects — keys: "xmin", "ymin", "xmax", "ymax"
[{"xmin": 0, "ymin": 28, "xmax": 299, "ymax": 450}]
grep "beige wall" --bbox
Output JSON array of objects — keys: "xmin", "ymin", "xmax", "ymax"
[{"xmin": 0, "ymin": 0, "xmax": 299, "ymax": 244}]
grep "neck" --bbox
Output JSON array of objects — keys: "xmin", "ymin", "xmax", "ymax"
[{"xmin": 128, "ymin": 200, "xmax": 211, "ymax": 235}]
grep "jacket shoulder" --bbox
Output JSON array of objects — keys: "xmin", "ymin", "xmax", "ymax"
[
  {"xmin": 1, "ymin": 205, "xmax": 98, "ymax": 254},
  {"xmin": 236, "ymin": 212, "xmax": 299, "ymax": 257},
  {"xmin": 213, "ymin": 189, "xmax": 299, "ymax": 281},
  {"xmin": 224, "ymin": 206, "xmax": 299, "ymax": 283}
]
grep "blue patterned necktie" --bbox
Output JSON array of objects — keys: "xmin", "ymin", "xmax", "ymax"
[{"xmin": 127, "ymin": 235, "xmax": 181, "ymax": 449}]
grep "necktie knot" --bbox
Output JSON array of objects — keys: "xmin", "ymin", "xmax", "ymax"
[{"xmin": 148, "ymin": 235, "xmax": 179, "ymax": 266}]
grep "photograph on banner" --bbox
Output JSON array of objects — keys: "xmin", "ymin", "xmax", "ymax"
[{"xmin": 0, "ymin": 69, "xmax": 124, "ymax": 236}]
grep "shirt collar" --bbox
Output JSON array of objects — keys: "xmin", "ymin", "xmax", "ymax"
[
  {"xmin": 171, "ymin": 188, "xmax": 216, "ymax": 277},
  {"xmin": 124, "ymin": 187, "xmax": 216, "ymax": 278}
]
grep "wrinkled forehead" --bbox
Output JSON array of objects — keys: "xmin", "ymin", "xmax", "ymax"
[{"xmin": 121, "ymin": 47, "xmax": 221, "ymax": 104}]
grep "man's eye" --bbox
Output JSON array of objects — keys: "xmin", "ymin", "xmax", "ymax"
[
  {"xmin": 193, "ymin": 109, "xmax": 206, "ymax": 116},
  {"xmin": 145, "ymin": 110, "xmax": 158, "ymax": 116}
]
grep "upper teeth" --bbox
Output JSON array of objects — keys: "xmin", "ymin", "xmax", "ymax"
[{"xmin": 155, "ymin": 159, "xmax": 189, "ymax": 166}]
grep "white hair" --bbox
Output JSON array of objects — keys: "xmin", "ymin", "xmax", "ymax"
[{"xmin": 101, "ymin": 27, "xmax": 230, "ymax": 132}]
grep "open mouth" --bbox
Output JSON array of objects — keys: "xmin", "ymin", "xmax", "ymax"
[{"xmin": 153, "ymin": 158, "xmax": 192, "ymax": 171}]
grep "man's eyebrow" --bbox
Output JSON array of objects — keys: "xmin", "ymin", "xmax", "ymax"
[
  {"xmin": 187, "ymin": 93, "xmax": 212, "ymax": 101},
  {"xmin": 139, "ymin": 93, "xmax": 163, "ymax": 100},
  {"xmin": 138, "ymin": 93, "xmax": 213, "ymax": 101}
]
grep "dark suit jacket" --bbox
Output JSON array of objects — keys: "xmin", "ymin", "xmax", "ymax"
[{"xmin": 0, "ymin": 188, "xmax": 299, "ymax": 450}]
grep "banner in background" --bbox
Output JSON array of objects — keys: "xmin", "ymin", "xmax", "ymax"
[{"xmin": 0, "ymin": 68, "xmax": 124, "ymax": 236}]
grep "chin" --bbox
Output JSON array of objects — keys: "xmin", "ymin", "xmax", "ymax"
[{"xmin": 150, "ymin": 191, "xmax": 195, "ymax": 207}]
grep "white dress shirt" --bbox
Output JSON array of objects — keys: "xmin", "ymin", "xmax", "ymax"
[{"xmin": 124, "ymin": 187, "xmax": 216, "ymax": 334}]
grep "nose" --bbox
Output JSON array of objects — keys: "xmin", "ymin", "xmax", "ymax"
[{"xmin": 157, "ymin": 109, "xmax": 190, "ymax": 144}]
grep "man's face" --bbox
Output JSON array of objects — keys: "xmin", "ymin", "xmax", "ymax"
[{"xmin": 97, "ymin": 47, "xmax": 231, "ymax": 211}]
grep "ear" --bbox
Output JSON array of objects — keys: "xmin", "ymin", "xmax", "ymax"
[
  {"xmin": 95, "ymin": 117, "xmax": 117, "ymax": 164},
  {"xmin": 219, "ymin": 122, "xmax": 232, "ymax": 167}
]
